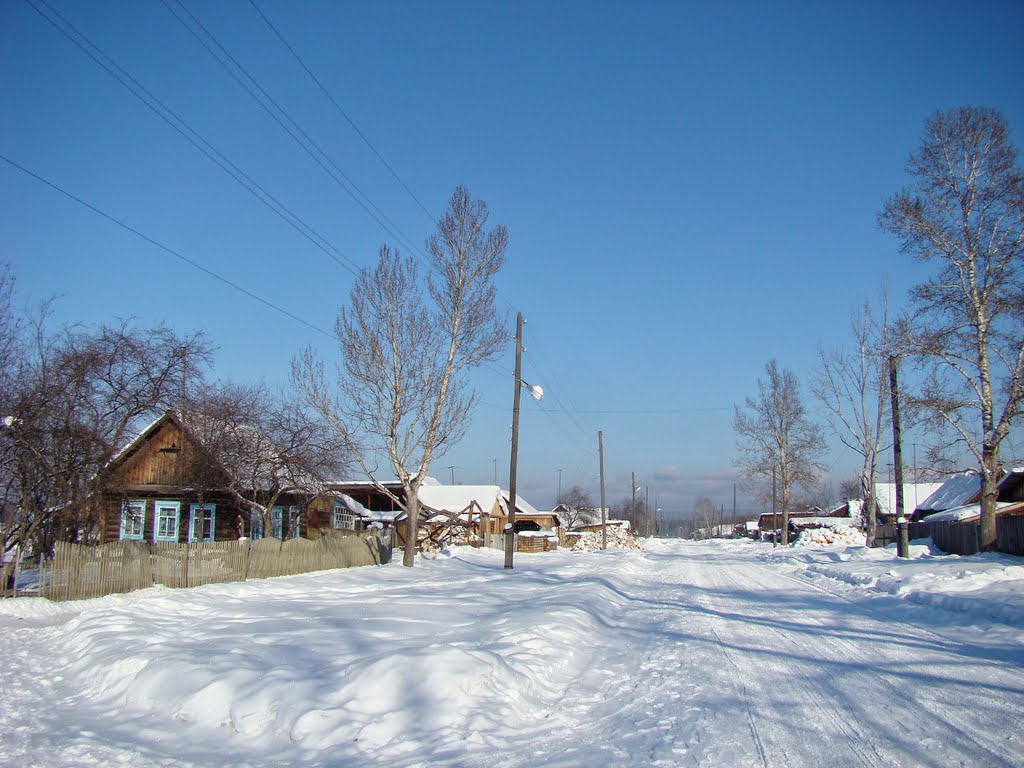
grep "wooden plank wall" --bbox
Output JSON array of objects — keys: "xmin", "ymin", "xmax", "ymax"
[{"xmin": 996, "ymin": 515, "xmax": 1024, "ymax": 556}]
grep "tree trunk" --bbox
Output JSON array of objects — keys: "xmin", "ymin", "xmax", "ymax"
[
  {"xmin": 403, "ymin": 494, "xmax": 419, "ymax": 567},
  {"xmin": 864, "ymin": 459, "xmax": 877, "ymax": 547},
  {"xmin": 980, "ymin": 446, "xmax": 999, "ymax": 550}
]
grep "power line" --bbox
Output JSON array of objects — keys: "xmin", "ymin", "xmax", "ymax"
[
  {"xmin": 25, "ymin": 0, "xmax": 361, "ymax": 278},
  {"xmin": 0, "ymin": 153, "xmax": 334, "ymax": 340},
  {"xmin": 247, "ymin": 0, "xmax": 437, "ymax": 227},
  {"xmin": 161, "ymin": 0, "xmax": 428, "ymax": 262}
]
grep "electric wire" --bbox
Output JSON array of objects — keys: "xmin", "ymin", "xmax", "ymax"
[
  {"xmin": 1, "ymin": 153, "xmax": 334, "ymax": 340},
  {"xmin": 247, "ymin": 0, "xmax": 437, "ymax": 226},
  {"xmin": 28, "ymin": 0, "xmax": 639, "ymax": 480},
  {"xmin": 161, "ymin": 0, "xmax": 428, "ymax": 262},
  {"xmin": 25, "ymin": 0, "xmax": 361, "ymax": 278}
]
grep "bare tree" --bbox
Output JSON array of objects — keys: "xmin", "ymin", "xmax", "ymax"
[
  {"xmin": 612, "ymin": 495, "xmax": 649, "ymax": 537},
  {"xmin": 811, "ymin": 298, "xmax": 891, "ymax": 545},
  {"xmin": 294, "ymin": 186, "xmax": 509, "ymax": 567},
  {"xmin": 694, "ymin": 496, "xmax": 715, "ymax": 538},
  {"xmin": 734, "ymin": 360, "xmax": 826, "ymax": 545},
  {"xmin": 880, "ymin": 107, "xmax": 1024, "ymax": 550},
  {"xmin": 1, "ymin": 311, "xmax": 210, "ymax": 558},
  {"xmin": 183, "ymin": 383, "xmax": 346, "ymax": 539},
  {"xmin": 555, "ymin": 485, "xmax": 596, "ymax": 529}
]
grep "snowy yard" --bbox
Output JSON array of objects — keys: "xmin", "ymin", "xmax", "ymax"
[{"xmin": 1, "ymin": 539, "xmax": 1023, "ymax": 767}]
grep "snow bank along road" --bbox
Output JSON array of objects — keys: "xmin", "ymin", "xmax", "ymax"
[{"xmin": 1, "ymin": 539, "xmax": 1022, "ymax": 767}]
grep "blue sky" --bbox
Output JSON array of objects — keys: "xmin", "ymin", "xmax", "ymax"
[{"xmin": 2, "ymin": 0, "xmax": 1023, "ymax": 518}]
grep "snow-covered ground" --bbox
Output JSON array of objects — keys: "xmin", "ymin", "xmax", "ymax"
[{"xmin": 1, "ymin": 538, "xmax": 1022, "ymax": 767}]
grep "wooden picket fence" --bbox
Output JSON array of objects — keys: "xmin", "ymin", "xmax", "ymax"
[{"xmin": 39, "ymin": 530, "xmax": 393, "ymax": 602}]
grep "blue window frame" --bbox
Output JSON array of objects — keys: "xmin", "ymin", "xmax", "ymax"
[
  {"xmin": 271, "ymin": 506, "xmax": 301, "ymax": 539},
  {"xmin": 154, "ymin": 501, "xmax": 181, "ymax": 542},
  {"xmin": 119, "ymin": 500, "xmax": 146, "ymax": 540},
  {"xmin": 249, "ymin": 508, "xmax": 264, "ymax": 540},
  {"xmin": 189, "ymin": 503, "xmax": 216, "ymax": 543}
]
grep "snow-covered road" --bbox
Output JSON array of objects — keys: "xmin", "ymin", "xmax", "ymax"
[{"xmin": 1, "ymin": 539, "xmax": 1022, "ymax": 767}]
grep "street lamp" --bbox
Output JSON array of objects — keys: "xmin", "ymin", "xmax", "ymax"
[{"xmin": 506, "ymin": 312, "xmax": 543, "ymax": 569}]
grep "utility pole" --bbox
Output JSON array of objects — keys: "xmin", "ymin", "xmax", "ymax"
[
  {"xmin": 631, "ymin": 471, "xmax": 637, "ymax": 534},
  {"xmin": 557, "ymin": 468, "xmax": 564, "ymax": 502},
  {"xmin": 505, "ymin": 313, "xmax": 524, "ymax": 569},
  {"xmin": 732, "ymin": 484, "xmax": 737, "ymax": 528},
  {"xmin": 599, "ymin": 431, "xmax": 607, "ymax": 550},
  {"xmin": 646, "ymin": 486, "xmax": 652, "ymax": 536},
  {"xmin": 492, "ymin": 458, "xmax": 497, "ymax": 486},
  {"xmin": 447, "ymin": 465, "xmax": 459, "ymax": 485},
  {"xmin": 889, "ymin": 355, "xmax": 905, "ymax": 522}
]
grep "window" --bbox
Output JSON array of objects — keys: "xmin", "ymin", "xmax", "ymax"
[
  {"xmin": 271, "ymin": 506, "xmax": 301, "ymax": 539},
  {"xmin": 119, "ymin": 500, "xmax": 146, "ymax": 540},
  {"xmin": 333, "ymin": 502, "xmax": 355, "ymax": 531},
  {"xmin": 154, "ymin": 501, "xmax": 181, "ymax": 542},
  {"xmin": 189, "ymin": 503, "xmax": 216, "ymax": 543},
  {"xmin": 249, "ymin": 508, "xmax": 264, "ymax": 540}
]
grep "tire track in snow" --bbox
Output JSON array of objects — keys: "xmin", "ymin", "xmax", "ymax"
[
  {"xmin": 706, "ymin": 555, "xmax": 1022, "ymax": 768},
  {"xmin": 756, "ymin": 565, "xmax": 1024, "ymax": 767},
  {"xmin": 692, "ymin": 594, "xmax": 770, "ymax": 768}
]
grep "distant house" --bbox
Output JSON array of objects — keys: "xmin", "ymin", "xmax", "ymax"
[
  {"xmin": 753, "ymin": 503, "xmax": 856, "ymax": 541},
  {"xmin": 873, "ymin": 482, "xmax": 945, "ymax": 523},
  {"xmin": 100, "ymin": 410, "xmax": 346, "ymax": 544}
]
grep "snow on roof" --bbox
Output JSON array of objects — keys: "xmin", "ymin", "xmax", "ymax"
[
  {"xmin": 333, "ymin": 493, "xmax": 398, "ymax": 522},
  {"xmin": 504, "ymin": 491, "xmax": 541, "ymax": 517},
  {"xmin": 791, "ymin": 516, "xmax": 862, "ymax": 529},
  {"xmin": 418, "ymin": 484, "xmax": 505, "ymax": 515},
  {"xmin": 874, "ymin": 482, "xmax": 945, "ymax": 516},
  {"xmin": 919, "ymin": 501, "xmax": 1018, "ymax": 523},
  {"xmin": 915, "ymin": 471, "xmax": 981, "ymax": 513}
]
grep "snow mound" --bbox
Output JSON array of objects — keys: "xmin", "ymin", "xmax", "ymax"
[
  {"xmin": 794, "ymin": 525, "xmax": 866, "ymax": 547},
  {"xmin": 566, "ymin": 526, "xmax": 641, "ymax": 551}
]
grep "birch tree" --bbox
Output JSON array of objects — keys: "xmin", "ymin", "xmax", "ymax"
[
  {"xmin": 734, "ymin": 360, "xmax": 826, "ymax": 545},
  {"xmin": 294, "ymin": 187, "xmax": 509, "ymax": 567},
  {"xmin": 811, "ymin": 299, "xmax": 891, "ymax": 545},
  {"xmin": 879, "ymin": 107, "xmax": 1024, "ymax": 550}
]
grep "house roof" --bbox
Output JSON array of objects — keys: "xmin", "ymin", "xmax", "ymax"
[
  {"xmin": 914, "ymin": 471, "xmax": 981, "ymax": 513},
  {"xmin": 919, "ymin": 500, "xmax": 1022, "ymax": 523},
  {"xmin": 418, "ymin": 484, "xmax": 506, "ymax": 516},
  {"xmin": 874, "ymin": 482, "xmax": 945, "ymax": 516},
  {"xmin": 108, "ymin": 409, "xmax": 324, "ymax": 493},
  {"xmin": 333, "ymin": 493, "xmax": 396, "ymax": 523}
]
